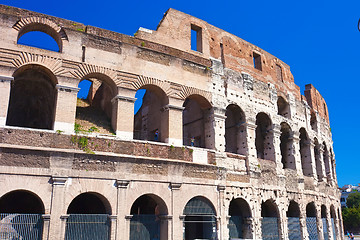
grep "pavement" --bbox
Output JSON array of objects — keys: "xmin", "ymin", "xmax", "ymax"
[{"xmin": 345, "ymin": 235, "xmax": 360, "ymax": 240}]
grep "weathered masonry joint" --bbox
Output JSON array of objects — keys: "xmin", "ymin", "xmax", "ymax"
[{"xmin": 0, "ymin": 5, "xmax": 341, "ymax": 240}]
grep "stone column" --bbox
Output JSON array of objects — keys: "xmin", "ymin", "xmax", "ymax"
[
  {"xmin": 326, "ymin": 209, "xmax": 334, "ymax": 240},
  {"xmin": 48, "ymin": 176, "xmax": 68, "ymax": 240},
  {"xmin": 272, "ymin": 125, "xmax": 284, "ymax": 175},
  {"xmin": 162, "ymin": 99, "xmax": 184, "ymax": 146},
  {"xmin": 217, "ymin": 185, "xmax": 226, "ymax": 240},
  {"xmin": 109, "ymin": 215, "xmax": 117, "ymax": 240},
  {"xmin": 170, "ymin": 182, "xmax": 182, "ymax": 240},
  {"xmin": 278, "ymin": 202, "xmax": 287, "ymax": 240},
  {"xmin": 0, "ymin": 75, "xmax": 13, "ymax": 127},
  {"xmin": 205, "ymin": 107, "xmax": 226, "ymax": 151},
  {"xmin": 309, "ymin": 142, "xmax": 318, "ymax": 181},
  {"xmin": 42, "ymin": 214, "xmax": 51, "ymax": 240},
  {"xmin": 292, "ymin": 133, "xmax": 304, "ymax": 176},
  {"xmin": 299, "ymin": 209, "xmax": 308, "ymax": 240},
  {"xmin": 115, "ymin": 180, "xmax": 130, "ymax": 240},
  {"xmin": 53, "ymin": 84, "xmax": 79, "ymax": 133},
  {"xmin": 316, "ymin": 204, "xmax": 325, "ymax": 240},
  {"xmin": 111, "ymin": 95, "xmax": 136, "ymax": 140},
  {"xmin": 60, "ymin": 215, "xmax": 69, "ymax": 240},
  {"xmin": 318, "ymin": 148, "xmax": 326, "ymax": 182},
  {"xmin": 245, "ymin": 119, "xmax": 260, "ymax": 175}
]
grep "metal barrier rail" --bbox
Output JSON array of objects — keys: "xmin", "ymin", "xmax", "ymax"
[{"xmin": 0, "ymin": 213, "xmax": 43, "ymax": 240}]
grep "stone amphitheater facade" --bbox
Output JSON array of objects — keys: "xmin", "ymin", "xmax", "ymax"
[{"xmin": 0, "ymin": 5, "xmax": 342, "ymax": 240}]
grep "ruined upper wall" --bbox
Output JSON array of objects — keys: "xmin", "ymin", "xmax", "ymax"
[{"xmin": 305, "ymin": 84, "xmax": 330, "ymax": 124}]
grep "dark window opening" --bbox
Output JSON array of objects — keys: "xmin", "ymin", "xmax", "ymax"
[
  {"xmin": 275, "ymin": 64, "xmax": 283, "ymax": 82},
  {"xmin": 300, "ymin": 128, "xmax": 313, "ymax": 177},
  {"xmin": 253, "ymin": 52, "xmax": 262, "ymax": 70},
  {"xmin": 191, "ymin": 24, "xmax": 203, "ymax": 53},
  {"xmin": 310, "ymin": 112, "xmax": 317, "ymax": 131},
  {"xmin": 255, "ymin": 113, "xmax": 274, "ymax": 161},
  {"xmin": 277, "ymin": 96, "xmax": 290, "ymax": 118},
  {"xmin": 280, "ymin": 122, "xmax": 295, "ymax": 170},
  {"xmin": 225, "ymin": 104, "xmax": 247, "ymax": 155},
  {"xmin": 261, "ymin": 200, "xmax": 280, "ymax": 240},
  {"xmin": 228, "ymin": 198, "xmax": 252, "ymax": 239},
  {"xmin": 18, "ymin": 31, "xmax": 60, "ymax": 52}
]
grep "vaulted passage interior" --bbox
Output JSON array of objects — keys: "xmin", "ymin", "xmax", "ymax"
[
  {"xmin": 6, "ymin": 65, "xmax": 57, "ymax": 130},
  {"xmin": 261, "ymin": 199, "xmax": 280, "ymax": 240},
  {"xmin": 306, "ymin": 202, "xmax": 318, "ymax": 240},
  {"xmin": 299, "ymin": 128, "xmax": 313, "ymax": 177},
  {"xmin": 287, "ymin": 201, "xmax": 301, "ymax": 240},
  {"xmin": 225, "ymin": 104, "xmax": 247, "ymax": 155},
  {"xmin": 280, "ymin": 122, "xmax": 295, "ymax": 169},
  {"xmin": 255, "ymin": 113, "xmax": 274, "ymax": 161},
  {"xmin": 228, "ymin": 198, "xmax": 252, "ymax": 239}
]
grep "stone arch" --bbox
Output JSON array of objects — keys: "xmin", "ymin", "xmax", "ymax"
[
  {"xmin": 255, "ymin": 112, "xmax": 275, "ymax": 161},
  {"xmin": 314, "ymin": 138, "xmax": 324, "ymax": 181},
  {"xmin": 280, "ymin": 122, "xmax": 295, "ymax": 169},
  {"xmin": 132, "ymin": 75, "xmax": 171, "ymax": 97},
  {"xmin": 134, "ymin": 84, "xmax": 169, "ymax": 142},
  {"xmin": 287, "ymin": 200, "xmax": 302, "ymax": 240},
  {"xmin": 183, "ymin": 94, "xmax": 213, "ymax": 148},
  {"xmin": 65, "ymin": 192, "xmax": 112, "ymax": 240},
  {"xmin": 6, "ymin": 64, "xmax": 57, "ymax": 130},
  {"xmin": 306, "ymin": 202, "xmax": 319, "ymax": 240},
  {"xmin": 183, "ymin": 196, "xmax": 217, "ymax": 240},
  {"xmin": 225, "ymin": 104, "xmax": 247, "ymax": 155},
  {"xmin": 299, "ymin": 127, "xmax": 313, "ymax": 177},
  {"xmin": 129, "ymin": 194, "xmax": 168, "ymax": 240},
  {"xmin": 228, "ymin": 198, "xmax": 252, "ymax": 239},
  {"xmin": 177, "ymin": 85, "xmax": 212, "ymax": 104},
  {"xmin": 0, "ymin": 189, "xmax": 45, "ymax": 214},
  {"xmin": 261, "ymin": 199, "xmax": 280, "ymax": 239},
  {"xmin": 13, "ymin": 16, "xmax": 68, "ymax": 52},
  {"xmin": 277, "ymin": 96, "xmax": 290, "ymax": 118},
  {"xmin": 75, "ymin": 71, "xmax": 118, "ymax": 135}
]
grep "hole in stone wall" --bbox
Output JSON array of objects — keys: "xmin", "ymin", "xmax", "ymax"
[
  {"xmin": 253, "ymin": 52, "xmax": 262, "ymax": 71},
  {"xmin": 191, "ymin": 25, "xmax": 203, "ymax": 53},
  {"xmin": 18, "ymin": 31, "xmax": 59, "ymax": 52},
  {"xmin": 277, "ymin": 96, "xmax": 290, "ymax": 118}
]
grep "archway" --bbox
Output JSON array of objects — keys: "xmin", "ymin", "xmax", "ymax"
[
  {"xmin": 287, "ymin": 200, "xmax": 301, "ymax": 240},
  {"xmin": 255, "ymin": 113, "xmax": 274, "ymax": 160},
  {"xmin": 65, "ymin": 192, "xmax": 111, "ymax": 240},
  {"xmin": 225, "ymin": 104, "xmax": 247, "ymax": 155},
  {"xmin": 182, "ymin": 95, "xmax": 212, "ymax": 148},
  {"xmin": 277, "ymin": 96, "xmax": 290, "ymax": 118},
  {"xmin": 0, "ymin": 190, "xmax": 45, "ymax": 240},
  {"xmin": 261, "ymin": 199, "xmax": 280, "ymax": 240},
  {"xmin": 134, "ymin": 85, "xmax": 169, "ymax": 142},
  {"xmin": 321, "ymin": 205, "xmax": 329, "ymax": 240},
  {"xmin": 280, "ymin": 122, "xmax": 295, "ymax": 169},
  {"xmin": 183, "ymin": 196, "xmax": 217, "ymax": 240},
  {"xmin": 6, "ymin": 65, "xmax": 57, "ymax": 130},
  {"xmin": 299, "ymin": 128, "xmax": 313, "ymax": 177},
  {"xmin": 129, "ymin": 194, "xmax": 168, "ymax": 240},
  {"xmin": 18, "ymin": 31, "xmax": 60, "ymax": 52},
  {"xmin": 75, "ymin": 75, "xmax": 116, "ymax": 135},
  {"xmin": 228, "ymin": 198, "xmax": 252, "ymax": 239},
  {"xmin": 306, "ymin": 202, "xmax": 318, "ymax": 240}
]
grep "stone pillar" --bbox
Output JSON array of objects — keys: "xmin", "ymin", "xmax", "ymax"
[
  {"xmin": 245, "ymin": 119, "xmax": 260, "ymax": 174},
  {"xmin": 278, "ymin": 203, "xmax": 287, "ymax": 240},
  {"xmin": 109, "ymin": 215, "xmax": 117, "ymax": 240},
  {"xmin": 162, "ymin": 99, "xmax": 184, "ymax": 146},
  {"xmin": 292, "ymin": 133, "xmax": 303, "ymax": 176},
  {"xmin": 170, "ymin": 182, "xmax": 182, "ymax": 240},
  {"xmin": 49, "ymin": 176, "xmax": 68, "ymax": 240},
  {"xmin": 326, "ymin": 209, "xmax": 334, "ymax": 240},
  {"xmin": 115, "ymin": 180, "xmax": 130, "ymax": 240},
  {"xmin": 111, "ymin": 95, "xmax": 136, "ymax": 140},
  {"xmin": 272, "ymin": 125, "xmax": 284, "ymax": 175},
  {"xmin": 42, "ymin": 214, "xmax": 51, "ymax": 240},
  {"xmin": 217, "ymin": 185, "xmax": 226, "ymax": 240},
  {"xmin": 316, "ymin": 204, "xmax": 325, "ymax": 240},
  {"xmin": 309, "ymin": 142, "xmax": 318, "ymax": 181},
  {"xmin": 60, "ymin": 215, "xmax": 69, "ymax": 240},
  {"xmin": 318, "ymin": 148, "xmax": 326, "ymax": 182},
  {"xmin": 0, "ymin": 75, "xmax": 13, "ymax": 127},
  {"xmin": 299, "ymin": 209, "xmax": 308, "ymax": 240},
  {"xmin": 205, "ymin": 107, "xmax": 226, "ymax": 151},
  {"xmin": 53, "ymin": 84, "xmax": 79, "ymax": 133}
]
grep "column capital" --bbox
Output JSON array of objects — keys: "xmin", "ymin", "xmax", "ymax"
[
  {"xmin": 51, "ymin": 176, "xmax": 68, "ymax": 185},
  {"xmin": 162, "ymin": 104, "xmax": 185, "ymax": 112},
  {"xmin": 169, "ymin": 182, "xmax": 182, "ymax": 190},
  {"xmin": 42, "ymin": 214, "xmax": 51, "ymax": 221},
  {"xmin": 116, "ymin": 180, "xmax": 130, "ymax": 188},
  {"xmin": 217, "ymin": 185, "xmax": 226, "ymax": 192},
  {"xmin": 0, "ymin": 75, "xmax": 14, "ymax": 82},
  {"xmin": 109, "ymin": 215, "xmax": 117, "ymax": 220},
  {"xmin": 56, "ymin": 84, "xmax": 80, "ymax": 93},
  {"xmin": 111, "ymin": 95, "xmax": 137, "ymax": 103}
]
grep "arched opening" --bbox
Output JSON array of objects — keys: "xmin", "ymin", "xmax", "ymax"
[
  {"xmin": 310, "ymin": 112, "xmax": 317, "ymax": 132},
  {"xmin": 225, "ymin": 104, "xmax": 247, "ymax": 155},
  {"xmin": 287, "ymin": 201, "xmax": 301, "ymax": 240},
  {"xmin": 299, "ymin": 128, "xmax": 313, "ymax": 177},
  {"xmin": 306, "ymin": 202, "xmax": 318, "ymax": 240},
  {"xmin": 6, "ymin": 65, "xmax": 57, "ymax": 130},
  {"xmin": 280, "ymin": 122, "xmax": 295, "ymax": 169},
  {"xmin": 323, "ymin": 143, "xmax": 331, "ymax": 181},
  {"xmin": 129, "ymin": 194, "xmax": 168, "ymax": 240},
  {"xmin": 314, "ymin": 138, "xmax": 324, "ymax": 181},
  {"xmin": 277, "ymin": 96, "xmax": 290, "ymax": 118},
  {"xmin": 134, "ymin": 85, "xmax": 169, "ymax": 142},
  {"xmin": 330, "ymin": 205, "xmax": 338, "ymax": 240},
  {"xmin": 228, "ymin": 198, "xmax": 252, "ymax": 239},
  {"xmin": 65, "ymin": 192, "xmax": 111, "ymax": 240},
  {"xmin": 0, "ymin": 190, "xmax": 44, "ymax": 240},
  {"xmin": 183, "ymin": 196, "xmax": 217, "ymax": 240},
  {"xmin": 330, "ymin": 149, "xmax": 336, "ymax": 181},
  {"xmin": 261, "ymin": 199, "xmax": 280, "ymax": 239},
  {"xmin": 18, "ymin": 31, "xmax": 60, "ymax": 52},
  {"xmin": 255, "ymin": 113, "xmax": 274, "ymax": 161},
  {"xmin": 321, "ymin": 205, "xmax": 329, "ymax": 240},
  {"xmin": 75, "ymin": 75, "xmax": 116, "ymax": 135},
  {"xmin": 183, "ymin": 95, "xmax": 212, "ymax": 148},
  {"xmin": 17, "ymin": 23, "xmax": 63, "ymax": 52}
]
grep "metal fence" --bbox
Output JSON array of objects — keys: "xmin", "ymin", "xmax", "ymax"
[
  {"xmin": 306, "ymin": 217, "xmax": 318, "ymax": 240},
  {"xmin": 228, "ymin": 216, "xmax": 243, "ymax": 239},
  {"xmin": 322, "ymin": 218, "xmax": 329, "ymax": 240},
  {"xmin": 0, "ymin": 213, "xmax": 43, "ymax": 240},
  {"xmin": 261, "ymin": 217, "xmax": 280, "ymax": 240},
  {"xmin": 64, "ymin": 214, "xmax": 110, "ymax": 240},
  {"xmin": 287, "ymin": 217, "xmax": 301, "ymax": 240},
  {"xmin": 129, "ymin": 215, "xmax": 160, "ymax": 240}
]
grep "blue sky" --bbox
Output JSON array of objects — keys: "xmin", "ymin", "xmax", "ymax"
[{"xmin": 4, "ymin": 0, "xmax": 360, "ymax": 187}]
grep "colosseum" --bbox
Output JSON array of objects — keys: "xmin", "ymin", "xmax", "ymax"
[{"xmin": 0, "ymin": 4, "xmax": 342, "ymax": 240}]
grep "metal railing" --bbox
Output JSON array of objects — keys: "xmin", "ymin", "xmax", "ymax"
[{"xmin": 0, "ymin": 213, "xmax": 43, "ymax": 240}]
